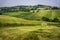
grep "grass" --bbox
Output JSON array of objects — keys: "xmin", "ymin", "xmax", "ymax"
[
  {"xmin": 0, "ymin": 15, "xmax": 43, "ymax": 27},
  {"xmin": 0, "ymin": 26, "xmax": 60, "ymax": 40},
  {"xmin": 0, "ymin": 15, "xmax": 59, "ymax": 40},
  {"xmin": 3, "ymin": 10, "xmax": 60, "ymax": 20},
  {"xmin": 0, "ymin": 10, "xmax": 60, "ymax": 40}
]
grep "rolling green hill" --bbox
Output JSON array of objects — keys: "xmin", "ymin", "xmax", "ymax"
[
  {"xmin": 0, "ymin": 15, "xmax": 42, "ymax": 26},
  {"xmin": 0, "ymin": 5, "xmax": 60, "ymax": 40},
  {"xmin": 3, "ymin": 10, "xmax": 60, "ymax": 21},
  {"xmin": 44, "ymin": 10, "xmax": 60, "ymax": 20}
]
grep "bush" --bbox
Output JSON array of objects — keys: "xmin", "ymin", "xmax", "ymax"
[
  {"xmin": 52, "ymin": 7, "xmax": 59, "ymax": 10},
  {"xmin": 52, "ymin": 17, "xmax": 59, "ymax": 22},
  {"xmin": 0, "ymin": 13, "xmax": 2, "ymax": 15},
  {"xmin": 42, "ymin": 17, "xmax": 50, "ymax": 21}
]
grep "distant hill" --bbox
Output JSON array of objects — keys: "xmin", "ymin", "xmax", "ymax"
[
  {"xmin": 0, "ymin": 4, "xmax": 59, "ymax": 13},
  {"xmin": 3, "ymin": 10, "xmax": 60, "ymax": 22},
  {"xmin": 0, "ymin": 4, "xmax": 60, "ymax": 22}
]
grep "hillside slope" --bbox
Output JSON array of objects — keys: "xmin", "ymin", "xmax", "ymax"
[
  {"xmin": 0, "ymin": 15, "xmax": 42, "ymax": 26},
  {"xmin": 4, "ymin": 10, "xmax": 60, "ymax": 21}
]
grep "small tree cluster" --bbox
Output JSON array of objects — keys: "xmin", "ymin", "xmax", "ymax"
[
  {"xmin": 52, "ymin": 17, "xmax": 59, "ymax": 22},
  {"xmin": 0, "ymin": 13, "xmax": 2, "ymax": 15},
  {"xmin": 42, "ymin": 17, "xmax": 50, "ymax": 21},
  {"xmin": 52, "ymin": 7, "xmax": 59, "ymax": 10},
  {"xmin": 42, "ymin": 17, "xmax": 59, "ymax": 22}
]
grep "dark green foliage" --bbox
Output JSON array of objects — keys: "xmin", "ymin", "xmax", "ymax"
[
  {"xmin": 0, "ymin": 13, "xmax": 2, "ymax": 15},
  {"xmin": 41, "ymin": 17, "xmax": 60, "ymax": 22},
  {"xmin": 52, "ymin": 17, "xmax": 59, "ymax": 22},
  {"xmin": 52, "ymin": 7, "xmax": 59, "ymax": 10},
  {"xmin": 42, "ymin": 17, "xmax": 50, "ymax": 21}
]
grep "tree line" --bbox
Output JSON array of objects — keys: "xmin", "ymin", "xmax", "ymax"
[{"xmin": 0, "ymin": 5, "xmax": 60, "ymax": 13}]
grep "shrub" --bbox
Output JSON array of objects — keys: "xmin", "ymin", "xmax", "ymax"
[
  {"xmin": 52, "ymin": 7, "xmax": 59, "ymax": 10},
  {"xmin": 42, "ymin": 17, "xmax": 50, "ymax": 21},
  {"xmin": 0, "ymin": 13, "xmax": 2, "ymax": 15},
  {"xmin": 52, "ymin": 17, "xmax": 59, "ymax": 22}
]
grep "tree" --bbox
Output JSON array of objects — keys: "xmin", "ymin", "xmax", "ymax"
[
  {"xmin": 52, "ymin": 7, "xmax": 59, "ymax": 10},
  {"xmin": 0, "ymin": 13, "xmax": 2, "ymax": 15},
  {"xmin": 42, "ymin": 17, "xmax": 50, "ymax": 21},
  {"xmin": 52, "ymin": 17, "xmax": 59, "ymax": 22}
]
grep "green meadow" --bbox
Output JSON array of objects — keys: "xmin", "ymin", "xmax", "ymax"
[
  {"xmin": 0, "ymin": 6, "xmax": 60, "ymax": 40},
  {"xmin": 4, "ymin": 10, "xmax": 60, "ymax": 20}
]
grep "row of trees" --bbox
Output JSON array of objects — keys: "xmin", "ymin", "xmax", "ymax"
[
  {"xmin": 0, "ymin": 5, "xmax": 60, "ymax": 13},
  {"xmin": 0, "ymin": 6, "xmax": 31, "ymax": 13},
  {"xmin": 42, "ymin": 17, "xmax": 59, "ymax": 22},
  {"xmin": 23, "ymin": 16, "xmax": 60, "ymax": 22}
]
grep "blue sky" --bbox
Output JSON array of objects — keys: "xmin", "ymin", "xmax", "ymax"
[{"xmin": 0, "ymin": 0, "xmax": 60, "ymax": 7}]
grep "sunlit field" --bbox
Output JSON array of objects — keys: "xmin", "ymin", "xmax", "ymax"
[
  {"xmin": 0, "ymin": 7, "xmax": 60, "ymax": 40},
  {"xmin": 0, "ymin": 0, "xmax": 60, "ymax": 39},
  {"xmin": 4, "ymin": 10, "xmax": 60, "ymax": 20},
  {"xmin": 0, "ymin": 26, "xmax": 60, "ymax": 40},
  {"xmin": 0, "ymin": 15, "xmax": 60, "ymax": 40}
]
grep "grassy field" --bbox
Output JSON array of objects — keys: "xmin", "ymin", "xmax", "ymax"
[
  {"xmin": 0, "ymin": 15, "xmax": 60, "ymax": 40},
  {"xmin": 0, "ymin": 15, "xmax": 43, "ymax": 26},
  {"xmin": 3, "ymin": 10, "xmax": 60, "ymax": 20},
  {"xmin": 0, "ymin": 26, "xmax": 60, "ymax": 40},
  {"xmin": 0, "ymin": 10, "xmax": 60, "ymax": 40}
]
